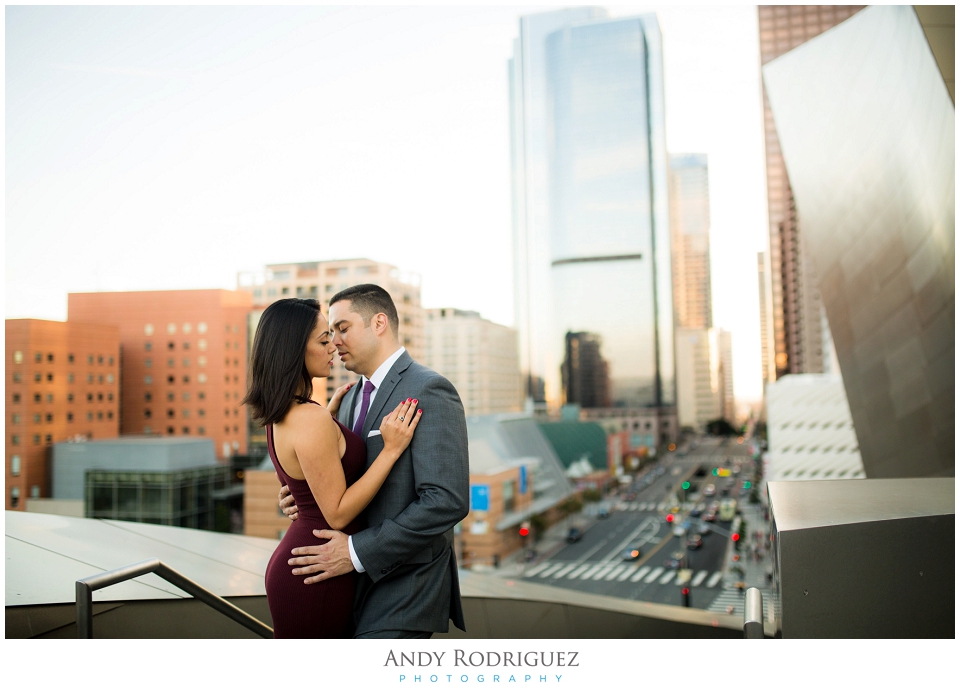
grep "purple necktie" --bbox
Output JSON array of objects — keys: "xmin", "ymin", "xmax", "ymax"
[{"xmin": 352, "ymin": 379, "xmax": 376, "ymax": 436}]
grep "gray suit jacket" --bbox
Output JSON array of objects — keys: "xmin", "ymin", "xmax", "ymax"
[{"xmin": 342, "ymin": 350, "xmax": 469, "ymax": 634}]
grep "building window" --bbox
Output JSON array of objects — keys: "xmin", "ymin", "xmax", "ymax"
[
  {"xmin": 183, "ymin": 323, "xmax": 192, "ymax": 334},
  {"xmin": 33, "ymin": 413, "xmax": 41, "ymax": 424},
  {"xmin": 198, "ymin": 373, "xmax": 207, "ymax": 384},
  {"xmin": 33, "ymin": 434, "xmax": 41, "ymax": 444},
  {"xmin": 11, "ymin": 455, "xmax": 21, "ymax": 476},
  {"xmin": 98, "ymin": 374, "xmax": 103, "ymax": 384},
  {"xmin": 97, "ymin": 412, "xmax": 103, "ymax": 421},
  {"xmin": 67, "ymin": 413, "xmax": 73, "ymax": 422},
  {"xmin": 145, "ymin": 392, "xmax": 152, "ymax": 402},
  {"xmin": 12, "ymin": 435, "xmax": 20, "ymax": 445},
  {"xmin": 36, "ymin": 352, "xmax": 43, "ymax": 363},
  {"xmin": 182, "ymin": 427, "xmax": 190, "ymax": 435},
  {"xmin": 97, "ymin": 355, "xmax": 104, "ymax": 365},
  {"xmin": 167, "ymin": 358, "xmax": 175, "ymax": 368},
  {"xmin": 145, "ymin": 359, "xmax": 152, "ymax": 368},
  {"xmin": 107, "ymin": 411, "xmax": 113, "ymax": 420},
  {"xmin": 168, "ymin": 342, "xmax": 175, "ymax": 350},
  {"xmin": 97, "ymin": 393, "xmax": 104, "ymax": 402},
  {"xmin": 198, "ymin": 356, "xmax": 207, "ymax": 367},
  {"xmin": 45, "ymin": 413, "xmax": 53, "ymax": 423},
  {"xmin": 183, "ymin": 342, "xmax": 190, "ymax": 350},
  {"xmin": 182, "ymin": 358, "xmax": 191, "ymax": 368},
  {"xmin": 107, "ymin": 374, "xmax": 114, "ymax": 384},
  {"xmin": 108, "ymin": 356, "xmax": 114, "ymax": 366},
  {"xmin": 14, "ymin": 351, "xmax": 23, "ymax": 364},
  {"xmin": 144, "ymin": 426, "xmax": 152, "ymax": 434},
  {"xmin": 87, "ymin": 374, "xmax": 93, "ymax": 384},
  {"xmin": 33, "ymin": 393, "xmax": 41, "ymax": 403},
  {"xmin": 10, "ymin": 487, "xmax": 20, "ymax": 508},
  {"xmin": 67, "ymin": 393, "xmax": 74, "ymax": 403},
  {"xmin": 13, "ymin": 394, "xmax": 21, "ymax": 403},
  {"xmin": 87, "ymin": 393, "xmax": 93, "ymax": 402},
  {"xmin": 145, "ymin": 323, "xmax": 155, "ymax": 336},
  {"xmin": 87, "ymin": 355, "xmax": 93, "ymax": 365},
  {"xmin": 198, "ymin": 392, "xmax": 205, "ymax": 400},
  {"xmin": 198, "ymin": 427, "xmax": 205, "ymax": 435},
  {"xmin": 145, "ymin": 375, "xmax": 153, "ymax": 385},
  {"xmin": 198, "ymin": 322, "xmax": 208, "ymax": 334},
  {"xmin": 12, "ymin": 372, "xmax": 21, "ymax": 383},
  {"xmin": 167, "ymin": 323, "xmax": 177, "ymax": 335},
  {"xmin": 87, "ymin": 412, "xmax": 93, "ymax": 421},
  {"xmin": 145, "ymin": 342, "xmax": 152, "ymax": 351},
  {"xmin": 11, "ymin": 414, "xmax": 20, "ymax": 424},
  {"xmin": 68, "ymin": 373, "xmax": 74, "ymax": 383},
  {"xmin": 46, "ymin": 393, "xmax": 53, "ymax": 403},
  {"xmin": 167, "ymin": 426, "xmax": 174, "ymax": 435},
  {"xmin": 167, "ymin": 375, "xmax": 175, "ymax": 384},
  {"xmin": 198, "ymin": 339, "xmax": 207, "ymax": 351},
  {"xmin": 145, "ymin": 409, "xmax": 152, "ymax": 418},
  {"xmin": 34, "ymin": 373, "xmax": 41, "ymax": 382},
  {"xmin": 182, "ymin": 392, "xmax": 191, "ymax": 401},
  {"xmin": 68, "ymin": 353, "xmax": 74, "ymax": 363},
  {"xmin": 183, "ymin": 375, "xmax": 190, "ymax": 384},
  {"xmin": 44, "ymin": 434, "xmax": 52, "ymax": 444},
  {"xmin": 198, "ymin": 409, "xmax": 205, "ymax": 418},
  {"xmin": 166, "ymin": 393, "xmax": 175, "ymax": 402},
  {"xmin": 182, "ymin": 409, "xmax": 190, "ymax": 418},
  {"xmin": 30, "ymin": 486, "xmax": 40, "ymax": 499},
  {"xmin": 46, "ymin": 373, "xmax": 54, "ymax": 382}
]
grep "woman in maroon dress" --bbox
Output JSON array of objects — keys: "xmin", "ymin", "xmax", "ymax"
[{"xmin": 243, "ymin": 298, "xmax": 421, "ymax": 638}]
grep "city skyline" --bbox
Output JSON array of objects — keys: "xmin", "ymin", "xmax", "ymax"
[{"xmin": 6, "ymin": 5, "xmax": 769, "ymax": 401}]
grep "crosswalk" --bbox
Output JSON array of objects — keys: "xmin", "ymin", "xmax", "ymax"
[
  {"xmin": 615, "ymin": 501, "xmax": 703, "ymax": 513},
  {"xmin": 524, "ymin": 561, "xmax": 723, "ymax": 588},
  {"xmin": 707, "ymin": 583, "xmax": 779, "ymax": 619}
]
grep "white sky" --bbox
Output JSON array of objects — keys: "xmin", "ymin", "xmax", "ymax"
[{"xmin": 5, "ymin": 3, "xmax": 768, "ymax": 404}]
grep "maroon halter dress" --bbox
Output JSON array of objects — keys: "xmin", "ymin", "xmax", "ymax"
[{"xmin": 264, "ymin": 403, "xmax": 366, "ymax": 638}]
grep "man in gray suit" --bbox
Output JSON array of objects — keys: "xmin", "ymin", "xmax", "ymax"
[{"xmin": 281, "ymin": 283, "xmax": 469, "ymax": 638}]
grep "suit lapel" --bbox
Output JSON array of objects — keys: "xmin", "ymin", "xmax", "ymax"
[
  {"xmin": 362, "ymin": 351, "xmax": 413, "ymax": 439},
  {"xmin": 341, "ymin": 379, "xmax": 361, "ymax": 428}
]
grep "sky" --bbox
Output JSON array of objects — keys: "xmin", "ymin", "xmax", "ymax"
[{"xmin": 5, "ymin": 4, "xmax": 768, "ymax": 403}]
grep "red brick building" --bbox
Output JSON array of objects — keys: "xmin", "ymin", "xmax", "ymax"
[
  {"xmin": 68, "ymin": 290, "xmax": 253, "ymax": 459},
  {"xmin": 5, "ymin": 319, "xmax": 120, "ymax": 510}
]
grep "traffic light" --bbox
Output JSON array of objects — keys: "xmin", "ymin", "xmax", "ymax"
[
  {"xmin": 681, "ymin": 481, "xmax": 691, "ymax": 490},
  {"xmin": 519, "ymin": 523, "xmax": 530, "ymax": 538},
  {"xmin": 732, "ymin": 532, "xmax": 741, "ymax": 542},
  {"xmin": 666, "ymin": 513, "xmax": 675, "ymax": 523},
  {"xmin": 681, "ymin": 586, "xmax": 691, "ymax": 607},
  {"xmin": 743, "ymin": 481, "xmax": 752, "ymax": 490}
]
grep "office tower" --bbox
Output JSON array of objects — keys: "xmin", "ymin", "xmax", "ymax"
[
  {"xmin": 758, "ymin": 251, "xmax": 777, "ymax": 386},
  {"xmin": 68, "ymin": 290, "xmax": 253, "ymax": 459},
  {"xmin": 669, "ymin": 153, "xmax": 712, "ymax": 330},
  {"xmin": 5, "ymin": 319, "xmax": 120, "ymax": 510},
  {"xmin": 674, "ymin": 328, "xmax": 721, "ymax": 430},
  {"xmin": 717, "ymin": 329, "xmax": 735, "ymax": 424},
  {"xmin": 239, "ymin": 258, "xmax": 424, "ymax": 406},
  {"xmin": 762, "ymin": 5, "xmax": 954, "ymax": 477},
  {"xmin": 759, "ymin": 5, "xmax": 864, "ymax": 378},
  {"xmin": 423, "ymin": 308, "xmax": 523, "ymax": 417},
  {"xmin": 510, "ymin": 9, "xmax": 675, "ymax": 426}
]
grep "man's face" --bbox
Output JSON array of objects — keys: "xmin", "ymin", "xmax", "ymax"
[{"xmin": 329, "ymin": 300, "xmax": 381, "ymax": 377}]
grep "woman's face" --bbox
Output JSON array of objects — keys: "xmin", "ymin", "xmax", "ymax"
[{"xmin": 303, "ymin": 312, "xmax": 337, "ymax": 380}]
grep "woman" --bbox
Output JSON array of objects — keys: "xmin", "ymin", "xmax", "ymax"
[{"xmin": 243, "ymin": 298, "xmax": 422, "ymax": 638}]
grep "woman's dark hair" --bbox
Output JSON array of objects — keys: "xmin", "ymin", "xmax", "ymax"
[{"xmin": 242, "ymin": 298, "xmax": 321, "ymax": 426}]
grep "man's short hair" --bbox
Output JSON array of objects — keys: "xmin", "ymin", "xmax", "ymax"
[{"xmin": 329, "ymin": 284, "xmax": 399, "ymax": 336}]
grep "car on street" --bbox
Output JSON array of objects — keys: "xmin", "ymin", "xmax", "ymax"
[
  {"xmin": 622, "ymin": 547, "xmax": 643, "ymax": 561},
  {"xmin": 664, "ymin": 552, "xmax": 685, "ymax": 569},
  {"xmin": 566, "ymin": 527, "xmax": 583, "ymax": 543},
  {"xmin": 686, "ymin": 534, "xmax": 703, "ymax": 550},
  {"xmin": 704, "ymin": 484, "xmax": 716, "ymax": 497},
  {"xmin": 697, "ymin": 521, "xmax": 712, "ymax": 535},
  {"xmin": 701, "ymin": 510, "xmax": 717, "ymax": 522},
  {"xmin": 597, "ymin": 506, "xmax": 610, "ymax": 519},
  {"xmin": 719, "ymin": 498, "xmax": 738, "ymax": 521}
]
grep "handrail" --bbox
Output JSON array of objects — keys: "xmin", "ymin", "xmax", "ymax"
[
  {"xmin": 76, "ymin": 558, "xmax": 273, "ymax": 638},
  {"xmin": 743, "ymin": 586, "xmax": 764, "ymax": 639}
]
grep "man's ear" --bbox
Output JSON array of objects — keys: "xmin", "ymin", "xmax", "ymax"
[{"xmin": 373, "ymin": 312, "xmax": 389, "ymax": 337}]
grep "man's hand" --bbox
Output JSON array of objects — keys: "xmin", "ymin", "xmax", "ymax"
[
  {"xmin": 288, "ymin": 529, "xmax": 354, "ymax": 584},
  {"xmin": 278, "ymin": 485, "xmax": 298, "ymax": 521}
]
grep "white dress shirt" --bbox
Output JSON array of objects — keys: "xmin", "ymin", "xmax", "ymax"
[{"xmin": 347, "ymin": 346, "xmax": 406, "ymax": 573}]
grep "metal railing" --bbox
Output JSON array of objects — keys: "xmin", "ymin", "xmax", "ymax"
[
  {"xmin": 743, "ymin": 586, "xmax": 764, "ymax": 638},
  {"xmin": 76, "ymin": 558, "xmax": 273, "ymax": 638}
]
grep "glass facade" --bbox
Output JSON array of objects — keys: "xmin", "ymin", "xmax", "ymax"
[
  {"xmin": 511, "ymin": 10, "xmax": 674, "ymax": 409},
  {"xmin": 86, "ymin": 466, "xmax": 230, "ymax": 529}
]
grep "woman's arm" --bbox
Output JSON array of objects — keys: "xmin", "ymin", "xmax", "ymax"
[{"xmin": 292, "ymin": 400, "xmax": 421, "ymax": 530}]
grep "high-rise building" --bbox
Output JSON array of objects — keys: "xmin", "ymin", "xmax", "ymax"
[
  {"xmin": 717, "ymin": 329, "xmax": 735, "ymax": 424},
  {"xmin": 5, "ymin": 319, "xmax": 120, "ymax": 510},
  {"xmin": 67, "ymin": 290, "xmax": 253, "ymax": 459},
  {"xmin": 239, "ymin": 258, "xmax": 424, "ymax": 407},
  {"xmin": 669, "ymin": 153, "xmax": 712, "ymax": 330},
  {"xmin": 675, "ymin": 328, "xmax": 721, "ymax": 431},
  {"xmin": 759, "ymin": 5, "xmax": 864, "ymax": 378},
  {"xmin": 758, "ymin": 251, "xmax": 777, "ymax": 386},
  {"xmin": 422, "ymin": 308, "xmax": 523, "ymax": 416},
  {"xmin": 510, "ymin": 9, "xmax": 675, "ymax": 428}
]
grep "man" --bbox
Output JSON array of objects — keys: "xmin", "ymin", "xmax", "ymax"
[{"xmin": 280, "ymin": 283, "xmax": 469, "ymax": 638}]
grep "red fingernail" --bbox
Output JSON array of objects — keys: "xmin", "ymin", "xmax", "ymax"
[{"xmin": 418, "ymin": 409, "xmax": 422, "ymax": 414}]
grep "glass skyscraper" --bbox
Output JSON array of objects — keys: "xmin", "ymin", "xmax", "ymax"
[{"xmin": 510, "ymin": 9, "xmax": 674, "ymax": 412}]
